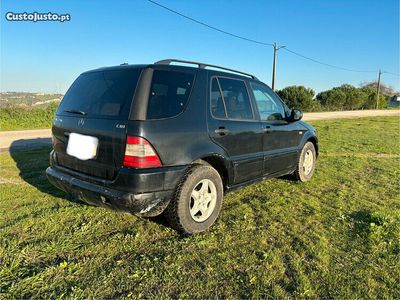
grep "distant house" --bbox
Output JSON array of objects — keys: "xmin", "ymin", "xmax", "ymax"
[{"xmin": 388, "ymin": 94, "xmax": 400, "ymax": 107}]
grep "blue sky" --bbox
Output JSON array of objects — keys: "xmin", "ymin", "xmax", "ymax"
[{"xmin": 1, "ymin": 0, "xmax": 399, "ymax": 94}]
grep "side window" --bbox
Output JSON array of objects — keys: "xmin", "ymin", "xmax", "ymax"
[
  {"xmin": 250, "ymin": 82, "xmax": 285, "ymax": 121},
  {"xmin": 146, "ymin": 70, "xmax": 194, "ymax": 120},
  {"xmin": 210, "ymin": 78, "xmax": 226, "ymax": 118},
  {"xmin": 218, "ymin": 77, "xmax": 253, "ymax": 120}
]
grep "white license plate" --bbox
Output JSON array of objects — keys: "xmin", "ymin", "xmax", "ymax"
[{"xmin": 66, "ymin": 133, "xmax": 98, "ymax": 160}]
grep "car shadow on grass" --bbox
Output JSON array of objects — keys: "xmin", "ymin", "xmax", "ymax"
[
  {"xmin": 9, "ymin": 139, "xmax": 82, "ymax": 203},
  {"xmin": 9, "ymin": 139, "xmax": 173, "ymax": 230}
]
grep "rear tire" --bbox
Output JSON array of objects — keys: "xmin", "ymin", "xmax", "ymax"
[
  {"xmin": 294, "ymin": 141, "xmax": 317, "ymax": 182},
  {"xmin": 164, "ymin": 164, "xmax": 223, "ymax": 234}
]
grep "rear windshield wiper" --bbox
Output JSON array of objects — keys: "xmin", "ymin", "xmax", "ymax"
[{"xmin": 64, "ymin": 109, "xmax": 87, "ymax": 115}]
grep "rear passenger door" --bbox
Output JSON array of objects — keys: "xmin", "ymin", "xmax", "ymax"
[
  {"xmin": 249, "ymin": 82, "xmax": 301, "ymax": 175},
  {"xmin": 208, "ymin": 76, "xmax": 263, "ymax": 184}
]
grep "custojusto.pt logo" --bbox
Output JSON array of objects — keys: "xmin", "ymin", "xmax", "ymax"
[{"xmin": 5, "ymin": 12, "xmax": 71, "ymax": 22}]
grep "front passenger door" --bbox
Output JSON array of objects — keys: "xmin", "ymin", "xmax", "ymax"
[{"xmin": 249, "ymin": 82, "xmax": 301, "ymax": 175}]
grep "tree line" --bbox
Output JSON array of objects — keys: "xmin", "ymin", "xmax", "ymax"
[{"xmin": 276, "ymin": 81, "xmax": 397, "ymax": 112}]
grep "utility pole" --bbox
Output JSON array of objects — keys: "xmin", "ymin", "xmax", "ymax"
[
  {"xmin": 376, "ymin": 69, "xmax": 382, "ymax": 109},
  {"xmin": 271, "ymin": 42, "xmax": 285, "ymax": 91}
]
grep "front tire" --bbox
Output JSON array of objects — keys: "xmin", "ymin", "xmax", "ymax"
[
  {"xmin": 164, "ymin": 164, "xmax": 223, "ymax": 234},
  {"xmin": 294, "ymin": 141, "xmax": 317, "ymax": 182}
]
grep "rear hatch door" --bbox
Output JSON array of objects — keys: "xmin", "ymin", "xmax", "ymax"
[{"xmin": 52, "ymin": 67, "xmax": 142, "ymax": 180}]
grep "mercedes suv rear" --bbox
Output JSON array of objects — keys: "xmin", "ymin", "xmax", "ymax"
[{"xmin": 46, "ymin": 59, "xmax": 318, "ymax": 234}]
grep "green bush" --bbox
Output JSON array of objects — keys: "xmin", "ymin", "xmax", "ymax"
[
  {"xmin": 0, "ymin": 102, "xmax": 58, "ymax": 131},
  {"xmin": 360, "ymin": 87, "xmax": 388, "ymax": 109},
  {"xmin": 276, "ymin": 86, "xmax": 320, "ymax": 112},
  {"xmin": 338, "ymin": 84, "xmax": 365, "ymax": 110},
  {"xmin": 316, "ymin": 88, "xmax": 347, "ymax": 111},
  {"xmin": 316, "ymin": 84, "xmax": 389, "ymax": 111}
]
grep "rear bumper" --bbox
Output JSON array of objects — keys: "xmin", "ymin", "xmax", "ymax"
[{"xmin": 46, "ymin": 164, "xmax": 185, "ymax": 217}]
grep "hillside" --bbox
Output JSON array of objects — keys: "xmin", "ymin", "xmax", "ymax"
[{"xmin": 0, "ymin": 92, "xmax": 63, "ymax": 108}]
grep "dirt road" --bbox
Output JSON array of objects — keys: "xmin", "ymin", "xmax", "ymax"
[
  {"xmin": 0, "ymin": 129, "xmax": 51, "ymax": 151},
  {"xmin": 303, "ymin": 109, "xmax": 400, "ymax": 121},
  {"xmin": 1, "ymin": 109, "xmax": 399, "ymax": 151}
]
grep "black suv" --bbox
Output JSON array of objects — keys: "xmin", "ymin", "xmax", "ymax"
[{"xmin": 46, "ymin": 59, "xmax": 318, "ymax": 234}]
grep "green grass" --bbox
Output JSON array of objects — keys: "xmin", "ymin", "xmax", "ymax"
[
  {"xmin": 1, "ymin": 116, "xmax": 399, "ymax": 299},
  {"xmin": 0, "ymin": 103, "xmax": 57, "ymax": 131}
]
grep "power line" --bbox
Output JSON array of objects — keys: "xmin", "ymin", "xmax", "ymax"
[
  {"xmin": 282, "ymin": 47, "xmax": 376, "ymax": 73},
  {"xmin": 146, "ymin": 0, "xmax": 398, "ymax": 76},
  {"xmin": 382, "ymin": 71, "xmax": 400, "ymax": 77},
  {"xmin": 147, "ymin": 0, "xmax": 274, "ymax": 46}
]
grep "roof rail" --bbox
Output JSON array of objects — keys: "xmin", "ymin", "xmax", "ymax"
[{"xmin": 154, "ymin": 59, "xmax": 258, "ymax": 80}]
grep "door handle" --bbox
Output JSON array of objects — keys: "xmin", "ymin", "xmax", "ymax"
[
  {"xmin": 262, "ymin": 126, "xmax": 273, "ymax": 133},
  {"xmin": 214, "ymin": 127, "xmax": 229, "ymax": 136}
]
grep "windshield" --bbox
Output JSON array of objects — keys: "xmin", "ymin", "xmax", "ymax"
[{"xmin": 58, "ymin": 68, "xmax": 141, "ymax": 119}]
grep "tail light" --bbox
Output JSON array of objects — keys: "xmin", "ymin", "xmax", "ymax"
[{"xmin": 123, "ymin": 136, "xmax": 162, "ymax": 168}]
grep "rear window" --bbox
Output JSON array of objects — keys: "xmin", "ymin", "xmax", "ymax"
[
  {"xmin": 146, "ymin": 70, "xmax": 194, "ymax": 120},
  {"xmin": 58, "ymin": 68, "xmax": 141, "ymax": 119}
]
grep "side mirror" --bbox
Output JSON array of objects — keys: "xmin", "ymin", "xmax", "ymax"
[{"xmin": 289, "ymin": 109, "xmax": 303, "ymax": 122}]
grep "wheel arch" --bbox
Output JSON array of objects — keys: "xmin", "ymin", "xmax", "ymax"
[
  {"xmin": 192, "ymin": 154, "xmax": 232, "ymax": 190},
  {"xmin": 306, "ymin": 136, "xmax": 319, "ymax": 158}
]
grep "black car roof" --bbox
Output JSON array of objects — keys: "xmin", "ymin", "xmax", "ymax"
[{"xmin": 81, "ymin": 62, "xmax": 263, "ymax": 84}]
